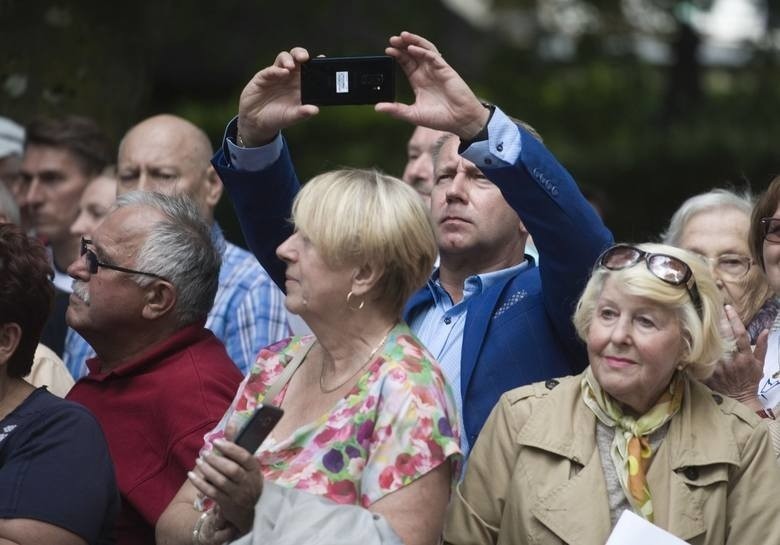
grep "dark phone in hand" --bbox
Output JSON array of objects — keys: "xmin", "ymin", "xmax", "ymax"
[
  {"xmin": 300, "ymin": 55, "xmax": 396, "ymax": 106},
  {"xmin": 234, "ymin": 404, "xmax": 284, "ymax": 454}
]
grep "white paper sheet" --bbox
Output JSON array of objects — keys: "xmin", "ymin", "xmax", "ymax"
[{"xmin": 605, "ymin": 510, "xmax": 688, "ymax": 545}]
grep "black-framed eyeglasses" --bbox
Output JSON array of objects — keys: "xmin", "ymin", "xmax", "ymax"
[
  {"xmin": 597, "ymin": 244, "xmax": 703, "ymax": 318},
  {"xmin": 80, "ymin": 238, "xmax": 166, "ymax": 280},
  {"xmin": 760, "ymin": 217, "xmax": 780, "ymax": 244}
]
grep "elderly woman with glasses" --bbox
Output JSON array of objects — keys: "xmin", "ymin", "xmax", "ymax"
[
  {"xmin": 749, "ymin": 175, "xmax": 780, "ymax": 427},
  {"xmin": 444, "ymin": 243, "xmax": 780, "ymax": 545},
  {"xmin": 662, "ymin": 189, "xmax": 778, "ymax": 432}
]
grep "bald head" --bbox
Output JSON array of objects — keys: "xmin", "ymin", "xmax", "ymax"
[{"xmin": 117, "ymin": 114, "xmax": 222, "ymax": 221}]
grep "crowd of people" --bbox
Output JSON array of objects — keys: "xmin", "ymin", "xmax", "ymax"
[{"xmin": 0, "ymin": 30, "xmax": 778, "ymax": 545}]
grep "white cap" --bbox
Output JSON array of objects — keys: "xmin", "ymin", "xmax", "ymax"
[{"xmin": 0, "ymin": 117, "xmax": 25, "ymax": 159}]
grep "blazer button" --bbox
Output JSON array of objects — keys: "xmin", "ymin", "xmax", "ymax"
[
  {"xmin": 712, "ymin": 394, "xmax": 723, "ymax": 405},
  {"xmin": 545, "ymin": 379, "xmax": 559, "ymax": 390},
  {"xmin": 683, "ymin": 466, "xmax": 699, "ymax": 480}
]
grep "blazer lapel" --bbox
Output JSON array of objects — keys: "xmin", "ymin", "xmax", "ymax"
[{"xmin": 460, "ymin": 279, "xmax": 509, "ymax": 399}]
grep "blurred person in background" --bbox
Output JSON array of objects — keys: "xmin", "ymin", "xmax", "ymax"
[
  {"xmin": 662, "ymin": 189, "xmax": 777, "ymax": 436},
  {"xmin": 19, "ymin": 115, "xmax": 112, "ymax": 356},
  {"xmin": 102, "ymin": 114, "xmax": 288, "ymax": 375},
  {"xmin": 0, "ymin": 117, "xmax": 31, "ymax": 231},
  {"xmin": 0, "ymin": 180, "xmax": 73, "ymax": 396},
  {"xmin": 747, "ymin": 175, "xmax": 780, "ymax": 451},
  {"xmin": 63, "ymin": 166, "xmax": 118, "ymax": 378}
]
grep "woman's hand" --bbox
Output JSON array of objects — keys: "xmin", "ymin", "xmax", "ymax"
[
  {"xmin": 237, "ymin": 47, "xmax": 320, "ymax": 147},
  {"xmin": 193, "ymin": 507, "xmax": 237, "ymax": 545},
  {"xmin": 187, "ymin": 438, "xmax": 264, "ymax": 535},
  {"xmin": 375, "ymin": 31, "xmax": 488, "ymax": 141},
  {"xmin": 705, "ymin": 304, "xmax": 768, "ymax": 411}
]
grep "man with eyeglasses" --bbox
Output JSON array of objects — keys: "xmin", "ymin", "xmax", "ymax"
[
  {"xmin": 64, "ymin": 114, "xmax": 289, "ymax": 379},
  {"xmin": 65, "ymin": 191, "xmax": 243, "ymax": 545}
]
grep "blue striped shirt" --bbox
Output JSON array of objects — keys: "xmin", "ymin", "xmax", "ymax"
[{"xmin": 63, "ymin": 226, "xmax": 289, "ymax": 377}]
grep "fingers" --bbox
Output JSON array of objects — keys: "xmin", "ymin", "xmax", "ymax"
[
  {"xmin": 755, "ymin": 329, "xmax": 770, "ymax": 362},
  {"xmin": 389, "ymin": 31, "xmax": 440, "ymax": 54},
  {"xmin": 724, "ymin": 305, "xmax": 750, "ymax": 353},
  {"xmin": 273, "ymin": 47, "xmax": 310, "ymax": 69},
  {"xmin": 374, "ymin": 101, "xmax": 413, "ymax": 121},
  {"xmin": 214, "ymin": 438, "xmax": 260, "ymax": 471}
]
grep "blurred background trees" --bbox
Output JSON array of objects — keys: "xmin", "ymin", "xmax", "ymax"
[{"xmin": 2, "ymin": 0, "xmax": 778, "ymax": 242}]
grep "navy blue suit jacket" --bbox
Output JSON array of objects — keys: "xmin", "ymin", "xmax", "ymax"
[{"xmin": 213, "ymin": 119, "xmax": 613, "ymax": 448}]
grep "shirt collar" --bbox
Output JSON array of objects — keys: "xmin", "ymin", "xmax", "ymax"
[
  {"xmin": 427, "ymin": 260, "xmax": 529, "ymax": 307},
  {"xmin": 84, "ymin": 320, "xmax": 210, "ymax": 379}
]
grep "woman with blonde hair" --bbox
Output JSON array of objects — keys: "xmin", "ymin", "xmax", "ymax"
[
  {"xmin": 157, "ymin": 167, "xmax": 461, "ymax": 545},
  {"xmin": 445, "ymin": 243, "xmax": 780, "ymax": 544}
]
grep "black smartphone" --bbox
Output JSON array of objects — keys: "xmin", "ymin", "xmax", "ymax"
[
  {"xmin": 234, "ymin": 404, "xmax": 284, "ymax": 453},
  {"xmin": 300, "ymin": 55, "xmax": 395, "ymax": 106}
]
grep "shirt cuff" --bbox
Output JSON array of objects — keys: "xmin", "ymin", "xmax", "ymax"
[
  {"xmin": 222, "ymin": 116, "xmax": 284, "ymax": 172},
  {"xmin": 460, "ymin": 106, "xmax": 522, "ymax": 169}
]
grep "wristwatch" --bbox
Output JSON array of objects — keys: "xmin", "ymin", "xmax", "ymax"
[{"xmin": 459, "ymin": 101, "xmax": 495, "ymax": 148}]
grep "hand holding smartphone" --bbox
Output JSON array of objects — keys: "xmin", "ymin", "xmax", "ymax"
[
  {"xmin": 234, "ymin": 404, "xmax": 284, "ymax": 454},
  {"xmin": 300, "ymin": 55, "xmax": 395, "ymax": 106}
]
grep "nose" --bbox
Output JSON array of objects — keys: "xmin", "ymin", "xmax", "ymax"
[
  {"xmin": 70, "ymin": 211, "xmax": 88, "ymax": 237},
  {"xmin": 405, "ymin": 156, "xmax": 430, "ymax": 185},
  {"xmin": 707, "ymin": 259, "xmax": 725, "ymax": 288},
  {"xmin": 608, "ymin": 316, "xmax": 632, "ymax": 346},
  {"xmin": 25, "ymin": 178, "xmax": 44, "ymax": 206},
  {"xmin": 276, "ymin": 232, "xmax": 299, "ymax": 263},
  {"xmin": 445, "ymin": 171, "xmax": 469, "ymax": 204},
  {"xmin": 67, "ymin": 252, "xmax": 91, "ymax": 281}
]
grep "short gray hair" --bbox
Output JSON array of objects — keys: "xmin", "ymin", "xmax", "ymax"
[
  {"xmin": 0, "ymin": 183, "xmax": 20, "ymax": 225},
  {"xmin": 115, "ymin": 191, "xmax": 221, "ymax": 326},
  {"xmin": 661, "ymin": 188, "xmax": 754, "ymax": 246}
]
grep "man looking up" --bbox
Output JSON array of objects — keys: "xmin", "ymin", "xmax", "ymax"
[
  {"xmin": 212, "ymin": 32, "xmax": 612, "ymax": 454},
  {"xmin": 64, "ymin": 115, "xmax": 289, "ymax": 377},
  {"xmin": 66, "ymin": 191, "xmax": 242, "ymax": 545}
]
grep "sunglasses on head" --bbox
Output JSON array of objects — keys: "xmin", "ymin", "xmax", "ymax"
[
  {"xmin": 80, "ymin": 237, "xmax": 166, "ymax": 280},
  {"xmin": 597, "ymin": 244, "xmax": 703, "ymax": 318}
]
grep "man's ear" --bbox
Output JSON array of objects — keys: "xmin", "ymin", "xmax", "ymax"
[
  {"xmin": 350, "ymin": 262, "xmax": 383, "ymax": 297},
  {"xmin": 141, "ymin": 280, "xmax": 177, "ymax": 320},
  {"xmin": 203, "ymin": 166, "xmax": 224, "ymax": 210},
  {"xmin": 0, "ymin": 322, "xmax": 22, "ymax": 367}
]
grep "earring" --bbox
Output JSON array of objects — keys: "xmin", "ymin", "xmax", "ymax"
[{"xmin": 346, "ymin": 290, "xmax": 365, "ymax": 311}]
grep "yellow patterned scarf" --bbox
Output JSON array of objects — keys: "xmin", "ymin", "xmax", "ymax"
[{"xmin": 581, "ymin": 367, "xmax": 684, "ymax": 522}]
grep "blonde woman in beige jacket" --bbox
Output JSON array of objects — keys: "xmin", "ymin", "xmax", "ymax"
[{"xmin": 446, "ymin": 244, "xmax": 780, "ymax": 545}]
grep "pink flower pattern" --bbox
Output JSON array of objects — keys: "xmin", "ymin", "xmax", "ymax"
[{"xmin": 200, "ymin": 323, "xmax": 461, "ymax": 508}]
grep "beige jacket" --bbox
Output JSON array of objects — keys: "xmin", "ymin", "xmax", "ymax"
[{"xmin": 445, "ymin": 372, "xmax": 780, "ymax": 545}]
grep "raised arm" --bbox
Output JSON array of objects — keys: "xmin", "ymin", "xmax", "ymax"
[
  {"xmin": 378, "ymin": 31, "xmax": 612, "ymax": 366},
  {"xmin": 212, "ymin": 48, "xmax": 319, "ymax": 290}
]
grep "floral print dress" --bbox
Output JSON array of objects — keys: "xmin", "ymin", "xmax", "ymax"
[{"xmin": 199, "ymin": 321, "xmax": 461, "ymax": 508}]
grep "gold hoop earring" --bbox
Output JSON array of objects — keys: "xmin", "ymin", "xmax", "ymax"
[{"xmin": 346, "ymin": 290, "xmax": 365, "ymax": 311}]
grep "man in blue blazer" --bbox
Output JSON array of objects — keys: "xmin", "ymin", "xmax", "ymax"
[{"xmin": 212, "ymin": 32, "xmax": 613, "ymax": 454}]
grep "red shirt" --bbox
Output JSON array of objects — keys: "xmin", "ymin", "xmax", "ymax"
[{"xmin": 67, "ymin": 322, "xmax": 243, "ymax": 545}]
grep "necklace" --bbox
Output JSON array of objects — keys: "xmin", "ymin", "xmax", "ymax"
[{"xmin": 319, "ymin": 325, "xmax": 395, "ymax": 394}]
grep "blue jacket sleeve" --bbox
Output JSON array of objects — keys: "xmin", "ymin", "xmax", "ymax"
[
  {"xmin": 212, "ymin": 130, "xmax": 301, "ymax": 293},
  {"xmin": 467, "ymin": 119, "xmax": 613, "ymax": 367}
]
